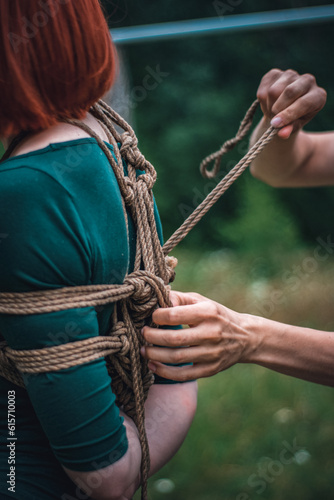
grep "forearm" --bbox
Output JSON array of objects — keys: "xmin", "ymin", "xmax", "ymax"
[
  {"xmin": 249, "ymin": 116, "xmax": 315, "ymax": 187},
  {"xmin": 145, "ymin": 382, "xmax": 198, "ymax": 476},
  {"xmin": 66, "ymin": 382, "xmax": 197, "ymax": 500},
  {"xmin": 244, "ymin": 313, "xmax": 334, "ymax": 386},
  {"xmin": 115, "ymin": 381, "xmax": 198, "ymax": 498},
  {"xmin": 63, "ymin": 414, "xmax": 142, "ymax": 500}
]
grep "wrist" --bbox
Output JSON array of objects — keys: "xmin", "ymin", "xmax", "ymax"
[{"xmin": 239, "ymin": 313, "xmax": 267, "ymax": 364}]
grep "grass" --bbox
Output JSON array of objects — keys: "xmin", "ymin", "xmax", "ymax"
[{"xmin": 135, "ymin": 247, "xmax": 334, "ymax": 500}]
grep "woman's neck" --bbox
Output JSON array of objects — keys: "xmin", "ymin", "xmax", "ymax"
[{"xmin": 3, "ymin": 112, "xmax": 109, "ymax": 159}]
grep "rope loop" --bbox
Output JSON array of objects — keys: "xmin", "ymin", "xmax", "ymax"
[{"xmin": 200, "ymin": 99, "xmax": 260, "ymax": 179}]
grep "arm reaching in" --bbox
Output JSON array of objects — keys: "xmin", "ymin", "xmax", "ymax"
[
  {"xmin": 141, "ymin": 291, "xmax": 334, "ymax": 386},
  {"xmin": 249, "ymin": 68, "xmax": 334, "ymax": 187}
]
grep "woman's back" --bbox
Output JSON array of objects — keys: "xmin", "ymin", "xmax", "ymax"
[{"xmin": 0, "ymin": 134, "xmax": 141, "ymax": 499}]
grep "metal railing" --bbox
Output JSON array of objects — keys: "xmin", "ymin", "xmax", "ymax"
[{"xmin": 111, "ymin": 5, "xmax": 334, "ymax": 45}]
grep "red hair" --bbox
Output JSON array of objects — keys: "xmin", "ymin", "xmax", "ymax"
[{"xmin": 0, "ymin": 0, "xmax": 117, "ymax": 137}]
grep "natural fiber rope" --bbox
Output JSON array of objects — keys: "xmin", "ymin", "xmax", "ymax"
[
  {"xmin": 0, "ymin": 270, "xmax": 170, "ymax": 314},
  {"xmin": 163, "ymin": 120, "xmax": 278, "ymax": 254},
  {"xmin": 0, "ymin": 98, "xmax": 278, "ymax": 499}
]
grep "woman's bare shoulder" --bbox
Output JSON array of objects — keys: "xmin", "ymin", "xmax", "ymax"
[{"xmin": 8, "ymin": 112, "xmax": 108, "ymax": 159}]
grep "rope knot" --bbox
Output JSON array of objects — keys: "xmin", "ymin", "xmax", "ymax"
[
  {"xmin": 137, "ymin": 173, "xmax": 155, "ymax": 191},
  {"xmin": 119, "ymin": 334, "xmax": 130, "ymax": 356},
  {"xmin": 165, "ymin": 255, "xmax": 178, "ymax": 283},
  {"xmin": 120, "ymin": 131, "xmax": 146, "ymax": 170},
  {"xmin": 123, "ymin": 177, "xmax": 135, "ymax": 206},
  {"xmin": 124, "ymin": 271, "xmax": 171, "ymax": 324},
  {"xmin": 110, "ymin": 321, "xmax": 130, "ymax": 356}
]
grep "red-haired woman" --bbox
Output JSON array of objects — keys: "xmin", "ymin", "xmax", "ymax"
[{"xmin": 0, "ymin": 2, "xmax": 197, "ymax": 499}]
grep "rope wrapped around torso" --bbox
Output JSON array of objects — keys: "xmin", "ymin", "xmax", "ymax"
[{"xmin": 0, "ymin": 98, "xmax": 279, "ymax": 500}]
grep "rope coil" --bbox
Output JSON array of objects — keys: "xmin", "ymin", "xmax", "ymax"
[{"xmin": 0, "ymin": 98, "xmax": 278, "ymax": 499}]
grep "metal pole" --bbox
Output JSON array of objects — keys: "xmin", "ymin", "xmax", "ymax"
[{"xmin": 111, "ymin": 5, "xmax": 334, "ymax": 45}]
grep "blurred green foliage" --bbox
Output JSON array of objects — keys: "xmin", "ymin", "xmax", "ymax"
[{"xmin": 103, "ymin": 0, "xmax": 334, "ymax": 254}]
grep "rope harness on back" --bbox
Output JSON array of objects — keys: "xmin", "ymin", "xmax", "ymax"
[{"xmin": 0, "ymin": 98, "xmax": 278, "ymax": 499}]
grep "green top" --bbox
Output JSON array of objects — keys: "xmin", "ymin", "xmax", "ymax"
[{"xmin": 0, "ymin": 138, "xmax": 179, "ymax": 499}]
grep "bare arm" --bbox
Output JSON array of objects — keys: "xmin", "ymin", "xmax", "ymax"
[
  {"xmin": 64, "ymin": 381, "xmax": 197, "ymax": 500},
  {"xmin": 122, "ymin": 382, "xmax": 198, "ymax": 497},
  {"xmin": 245, "ymin": 314, "xmax": 334, "ymax": 386},
  {"xmin": 63, "ymin": 414, "xmax": 142, "ymax": 500},
  {"xmin": 144, "ymin": 382, "xmax": 197, "ymax": 476},
  {"xmin": 141, "ymin": 291, "xmax": 334, "ymax": 386},
  {"xmin": 249, "ymin": 69, "xmax": 332, "ymax": 187}
]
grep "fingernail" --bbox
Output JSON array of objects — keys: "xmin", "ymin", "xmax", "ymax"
[
  {"xmin": 271, "ymin": 116, "xmax": 283, "ymax": 128},
  {"xmin": 141, "ymin": 328, "xmax": 144, "ymax": 335},
  {"xmin": 140, "ymin": 347, "xmax": 145, "ymax": 356},
  {"xmin": 148, "ymin": 362, "xmax": 156, "ymax": 373}
]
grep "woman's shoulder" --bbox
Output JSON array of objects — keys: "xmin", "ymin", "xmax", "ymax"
[
  {"xmin": 0, "ymin": 138, "xmax": 118, "ymax": 200},
  {"xmin": 0, "ymin": 138, "xmax": 129, "ymax": 290},
  {"xmin": 0, "ymin": 111, "xmax": 113, "ymax": 186}
]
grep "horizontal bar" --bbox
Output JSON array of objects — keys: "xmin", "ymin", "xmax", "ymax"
[{"xmin": 111, "ymin": 5, "xmax": 334, "ymax": 45}]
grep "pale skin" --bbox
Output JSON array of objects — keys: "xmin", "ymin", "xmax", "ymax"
[
  {"xmin": 2, "ymin": 115, "xmax": 198, "ymax": 500},
  {"xmin": 141, "ymin": 68, "xmax": 334, "ymax": 387},
  {"xmin": 64, "ymin": 383, "xmax": 197, "ymax": 500}
]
